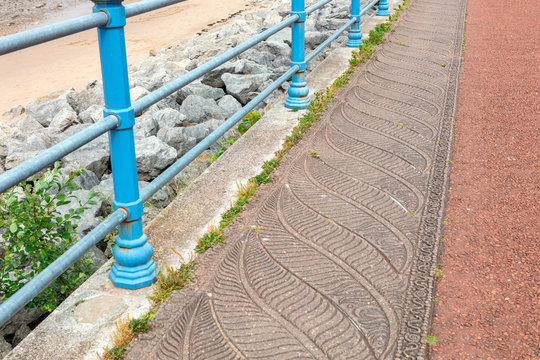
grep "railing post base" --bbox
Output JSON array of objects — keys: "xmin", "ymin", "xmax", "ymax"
[
  {"xmin": 110, "ymin": 238, "xmax": 157, "ymax": 289},
  {"xmin": 346, "ymin": 32, "xmax": 363, "ymax": 47},
  {"xmin": 377, "ymin": 0, "xmax": 390, "ymax": 16},
  {"xmin": 285, "ymin": 71, "xmax": 311, "ymax": 109}
]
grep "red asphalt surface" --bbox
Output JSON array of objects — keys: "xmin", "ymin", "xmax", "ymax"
[{"xmin": 430, "ymin": 0, "xmax": 540, "ymax": 359}]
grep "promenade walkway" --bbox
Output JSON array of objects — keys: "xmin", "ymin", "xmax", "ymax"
[{"xmin": 128, "ymin": 0, "xmax": 466, "ymax": 358}]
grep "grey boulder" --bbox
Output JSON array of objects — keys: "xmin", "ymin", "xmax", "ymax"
[
  {"xmin": 49, "ymin": 107, "xmax": 80, "ymax": 132},
  {"xmin": 153, "ymin": 108, "xmax": 186, "ymax": 129},
  {"xmin": 222, "ymin": 73, "xmax": 269, "ymax": 105},
  {"xmin": 24, "ymin": 96, "xmax": 74, "ymax": 128},
  {"xmin": 179, "ymin": 95, "xmax": 228, "ymax": 123},
  {"xmin": 135, "ymin": 136, "xmax": 177, "ymax": 181},
  {"xmin": 218, "ymin": 95, "xmax": 242, "ymax": 117},
  {"xmin": 176, "ymin": 82, "xmax": 225, "ymax": 104}
]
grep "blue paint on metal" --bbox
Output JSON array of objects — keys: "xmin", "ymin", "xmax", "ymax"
[
  {"xmin": 93, "ymin": 0, "xmax": 157, "ymax": 289},
  {"xmin": 307, "ymin": 18, "xmax": 356, "ymax": 63},
  {"xmin": 285, "ymin": 0, "xmax": 310, "ymax": 110},
  {"xmin": 0, "ymin": 116, "xmax": 118, "ymax": 194},
  {"xmin": 347, "ymin": 0, "xmax": 362, "ymax": 47},
  {"xmin": 141, "ymin": 65, "xmax": 299, "ymax": 202},
  {"xmin": 377, "ymin": 0, "xmax": 390, "ymax": 16},
  {"xmin": 0, "ymin": 210, "xmax": 127, "ymax": 328}
]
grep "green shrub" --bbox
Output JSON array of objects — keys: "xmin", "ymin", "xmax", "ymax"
[{"xmin": 0, "ymin": 162, "xmax": 100, "ymax": 312}]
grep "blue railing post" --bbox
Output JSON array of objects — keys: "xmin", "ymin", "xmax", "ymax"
[
  {"xmin": 377, "ymin": 0, "xmax": 390, "ymax": 16},
  {"xmin": 347, "ymin": 0, "xmax": 362, "ymax": 47},
  {"xmin": 92, "ymin": 0, "xmax": 157, "ymax": 289},
  {"xmin": 285, "ymin": 0, "xmax": 310, "ymax": 110}
]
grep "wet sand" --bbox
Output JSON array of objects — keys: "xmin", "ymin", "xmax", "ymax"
[{"xmin": 0, "ymin": 0, "xmax": 253, "ymax": 120}]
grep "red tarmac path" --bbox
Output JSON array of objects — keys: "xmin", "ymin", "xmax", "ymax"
[{"xmin": 431, "ymin": 0, "xmax": 540, "ymax": 359}]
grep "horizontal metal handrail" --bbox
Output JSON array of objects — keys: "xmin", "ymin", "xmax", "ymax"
[
  {"xmin": 0, "ymin": 0, "xmax": 189, "ymax": 56},
  {"xmin": 0, "ymin": 0, "xmax": 393, "ymax": 327},
  {"xmin": 0, "ymin": 12, "xmax": 108, "ymax": 55},
  {"xmin": 125, "ymin": 0, "xmax": 187, "ymax": 17},
  {"xmin": 133, "ymin": 14, "xmax": 300, "ymax": 113},
  {"xmin": 0, "ymin": 115, "xmax": 119, "ymax": 193}
]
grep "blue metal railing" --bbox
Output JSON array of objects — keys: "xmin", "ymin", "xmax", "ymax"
[{"xmin": 0, "ymin": 0, "xmax": 391, "ymax": 326}]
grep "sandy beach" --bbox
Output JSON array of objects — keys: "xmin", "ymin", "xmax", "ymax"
[{"xmin": 0, "ymin": 0, "xmax": 254, "ymax": 120}]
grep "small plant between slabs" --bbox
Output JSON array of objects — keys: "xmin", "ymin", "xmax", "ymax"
[
  {"xmin": 433, "ymin": 269, "xmax": 445, "ymax": 278},
  {"xmin": 310, "ymin": 150, "xmax": 320, "ymax": 158},
  {"xmin": 208, "ymin": 111, "xmax": 261, "ymax": 165},
  {"xmin": 98, "ymin": 311, "xmax": 158, "ymax": 360},
  {"xmin": 425, "ymin": 335, "xmax": 439, "ymax": 346},
  {"xmin": 208, "ymin": 138, "xmax": 236, "ymax": 165},
  {"xmin": 147, "ymin": 261, "xmax": 195, "ymax": 307},
  {"xmin": 195, "ymin": 222, "xmax": 224, "ymax": 254}
]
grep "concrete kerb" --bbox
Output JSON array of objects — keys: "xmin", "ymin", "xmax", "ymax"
[{"xmin": 5, "ymin": 2, "xmax": 402, "ymax": 358}]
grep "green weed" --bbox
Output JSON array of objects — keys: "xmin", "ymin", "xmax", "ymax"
[{"xmin": 425, "ymin": 335, "xmax": 439, "ymax": 346}]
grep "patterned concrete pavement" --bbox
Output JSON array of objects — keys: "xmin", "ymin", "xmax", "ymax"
[{"xmin": 128, "ymin": 0, "xmax": 466, "ymax": 358}]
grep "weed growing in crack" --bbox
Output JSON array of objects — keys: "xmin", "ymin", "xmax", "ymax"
[
  {"xmin": 433, "ymin": 269, "xmax": 445, "ymax": 278},
  {"xmin": 425, "ymin": 335, "xmax": 439, "ymax": 346},
  {"xmin": 392, "ymin": 41, "xmax": 408, "ymax": 46}
]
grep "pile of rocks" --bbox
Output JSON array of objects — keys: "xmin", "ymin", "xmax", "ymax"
[{"xmin": 0, "ymin": 0, "xmax": 363, "ymax": 354}]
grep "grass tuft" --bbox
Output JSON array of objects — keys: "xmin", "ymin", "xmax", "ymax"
[
  {"xmin": 392, "ymin": 41, "xmax": 408, "ymax": 46},
  {"xmin": 148, "ymin": 262, "xmax": 195, "ymax": 306},
  {"xmin": 98, "ymin": 317, "xmax": 136, "ymax": 360},
  {"xmin": 425, "ymin": 335, "xmax": 439, "ymax": 346},
  {"xmin": 433, "ymin": 269, "xmax": 445, "ymax": 278}
]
